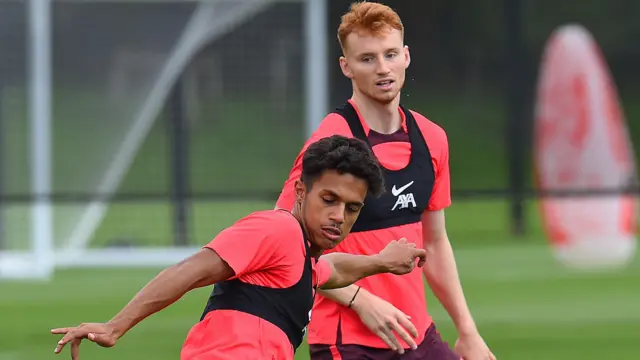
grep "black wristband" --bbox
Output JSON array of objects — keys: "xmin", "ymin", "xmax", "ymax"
[{"xmin": 347, "ymin": 286, "xmax": 361, "ymax": 308}]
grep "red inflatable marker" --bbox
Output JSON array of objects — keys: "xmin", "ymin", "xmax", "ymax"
[{"xmin": 534, "ymin": 24, "xmax": 637, "ymax": 269}]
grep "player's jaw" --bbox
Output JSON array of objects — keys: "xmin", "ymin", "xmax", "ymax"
[{"xmin": 367, "ymin": 75, "xmax": 404, "ymax": 104}]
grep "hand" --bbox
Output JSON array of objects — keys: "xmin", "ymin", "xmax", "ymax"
[
  {"xmin": 376, "ymin": 238, "xmax": 427, "ymax": 275},
  {"xmin": 351, "ymin": 288, "xmax": 419, "ymax": 354},
  {"xmin": 454, "ymin": 331, "xmax": 496, "ymax": 360},
  {"xmin": 52, "ymin": 322, "xmax": 120, "ymax": 359}
]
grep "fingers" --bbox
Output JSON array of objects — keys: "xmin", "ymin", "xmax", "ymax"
[
  {"xmin": 396, "ymin": 313, "xmax": 419, "ymax": 339},
  {"xmin": 53, "ymin": 328, "xmax": 90, "ymax": 355},
  {"xmin": 71, "ymin": 338, "xmax": 81, "ymax": 360},
  {"xmin": 374, "ymin": 316, "xmax": 420, "ymax": 354},
  {"xmin": 388, "ymin": 320, "xmax": 417, "ymax": 350},
  {"xmin": 489, "ymin": 351, "xmax": 497, "ymax": 360},
  {"xmin": 374, "ymin": 329, "xmax": 400, "ymax": 353},
  {"xmin": 379, "ymin": 325, "xmax": 404, "ymax": 354},
  {"xmin": 413, "ymin": 248, "xmax": 427, "ymax": 267}
]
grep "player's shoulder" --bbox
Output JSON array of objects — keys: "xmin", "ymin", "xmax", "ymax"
[
  {"xmin": 407, "ymin": 109, "xmax": 447, "ymax": 139},
  {"xmin": 242, "ymin": 209, "xmax": 303, "ymax": 237},
  {"xmin": 311, "ymin": 112, "xmax": 354, "ymax": 139},
  {"xmin": 406, "ymin": 108, "xmax": 448, "ymax": 149},
  {"xmin": 298, "ymin": 112, "xmax": 354, "ymax": 154}
]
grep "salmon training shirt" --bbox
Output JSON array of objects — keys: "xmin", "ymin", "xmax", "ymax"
[
  {"xmin": 276, "ymin": 99, "xmax": 451, "ymax": 349},
  {"xmin": 181, "ymin": 210, "xmax": 332, "ymax": 360}
]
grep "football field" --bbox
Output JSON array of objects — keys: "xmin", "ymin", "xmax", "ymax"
[{"xmin": 1, "ymin": 199, "xmax": 639, "ymax": 360}]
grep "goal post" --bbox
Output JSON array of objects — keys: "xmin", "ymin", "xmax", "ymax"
[
  {"xmin": 63, "ymin": 0, "xmax": 275, "ymax": 254},
  {"xmin": 0, "ymin": 0, "xmax": 328, "ymax": 280},
  {"xmin": 0, "ymin": 0, "xmax": 54, "ymax": 280}
]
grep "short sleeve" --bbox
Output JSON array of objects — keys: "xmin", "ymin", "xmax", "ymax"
[
  {"xmin": 313, "ymin": 258, "xmax": 332, "ymax": 288},
  {"xmin": 275, "ymin": 114, "xmax": 353, "ymax": 211},
  {"xmin": 204, "ymin": 211, "xmax": 286, "ymax": 277},
  {"xmin": 427, "ymin": 126, "xmax": 452, "ymax": 211}
]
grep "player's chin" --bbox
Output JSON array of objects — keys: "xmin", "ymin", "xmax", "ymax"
[
  {"xmin": 320, "ymin": 235, "xmax": 342, "ymax": 250},
  {"xmin": 371, "ymin": 90, "xmax": 399, "ymax": 103}
]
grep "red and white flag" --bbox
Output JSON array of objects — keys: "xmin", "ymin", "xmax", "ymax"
[{"xmin": 534, "ymin": 24, "xmax": 637, "ymax": 268}]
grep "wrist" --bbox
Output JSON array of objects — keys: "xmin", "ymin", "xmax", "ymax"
[
  {"xmin": 106, "ymin": 317, "xmax": 131, "ymax": 339},
  {"xmin": 455, "ymin": 318, "xmax": 478, "ymax": 337},
  {"xmin": 371, "ymin": 254, "xmax": 390, "ymax": 274},
  {"xmin": 349, "ymin": 287, "xmax": 370, "ymax": 314}
]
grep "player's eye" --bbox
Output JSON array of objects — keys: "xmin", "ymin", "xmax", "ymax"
[
  {"xmin": 322, "ymin": 197, "xmax": 335, "ymax": 204},
  {"xmin": 347, "ymin": 206, "xmax": 361, "ymax": 213},
  {"xmin": 386, "ymin": 52, "xmax": 397, "ymax": 59}
]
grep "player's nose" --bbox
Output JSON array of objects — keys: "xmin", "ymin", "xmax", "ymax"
[
  {"xmin": 375, "ymin": 57, "xmax": 391, "ymax": 75},
  {"xmin": 329, "ymin": 204, "xmax": 345, "ymax": 224}
]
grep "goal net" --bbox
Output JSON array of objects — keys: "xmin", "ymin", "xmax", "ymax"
[{"xmin": 0, "ymin": 0, "xmax": 327, "ymax": 280}]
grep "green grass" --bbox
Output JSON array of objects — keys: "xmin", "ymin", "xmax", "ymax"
[
  {"xmin": 2, "ymin": 84, "xmax": 640, "ymax": 359},
  {"xmin": 2, "ymin": 199, "xmax": 640, "ymax": 360}
]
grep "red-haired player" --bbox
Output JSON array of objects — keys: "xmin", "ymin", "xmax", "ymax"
[{"xmin": 276, "ymin": 2, "xmax": 496, "ymax": 360}]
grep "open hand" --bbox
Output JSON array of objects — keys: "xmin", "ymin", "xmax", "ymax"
[
  {"xmin": 52, "ymin": 322, "xmax": 119, "ymax": 359},
  {"xmin": 377, "ymin": 238, "xmax": 427, "ymax": 275},
  {"xmin": 350, "ymin": 288, "xmax": 419, "ymax": 354}
]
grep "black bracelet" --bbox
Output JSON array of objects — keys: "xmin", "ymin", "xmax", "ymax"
[{"xmin": 347, "ymin": 286, "xmax": 361, "ymax": 308}]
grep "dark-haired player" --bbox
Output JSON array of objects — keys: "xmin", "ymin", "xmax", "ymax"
[{"xmin": 51, "ymin": 135, "xmax": 428, "ymax": 360}]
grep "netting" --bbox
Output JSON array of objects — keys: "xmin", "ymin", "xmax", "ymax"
[{"xmin": 0, "ymin": 1, "xmax": 306, "ymax": 260}]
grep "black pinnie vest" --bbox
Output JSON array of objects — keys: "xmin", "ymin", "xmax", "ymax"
[
  {"xmin": 333, "ymin": 102, "xmax": 435, "ymax": 232},
  {"xmin": 200, "ymin": 218, "xmax": 316, "ymax": 351}
]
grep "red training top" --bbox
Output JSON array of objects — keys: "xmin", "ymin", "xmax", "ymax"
[
  {"xmin": 276, "ymin": 99, "xmax": 451, "ymax": 349},
  {"xmin": 180, "ymin": 210, "xmax": 332, "ymax": 360}
]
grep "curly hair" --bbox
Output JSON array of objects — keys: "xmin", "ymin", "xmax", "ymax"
[{"xmin": 301, "ymin": 135, "xmax": 385, "ymax": 197}]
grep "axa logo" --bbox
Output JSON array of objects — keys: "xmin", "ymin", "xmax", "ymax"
[{"xmin": 391, "ymin": 180, "xmax": 416, "ymax": 211}]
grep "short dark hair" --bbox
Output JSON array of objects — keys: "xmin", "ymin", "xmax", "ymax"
[{"xmin": 301, "ymin": 135, "xmax": 385, "ymax": 197}]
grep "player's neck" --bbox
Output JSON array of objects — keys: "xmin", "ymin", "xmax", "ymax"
[
  {"xmin": 291, "ymin": 204, "xmax": 322, "ymax": 258},
  {"xmin": 351, "ymin": 92, "xmax": 402, "ymax": 135}
]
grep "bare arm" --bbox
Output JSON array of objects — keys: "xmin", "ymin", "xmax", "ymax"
[
  {"xmin": 316, "ymin": 285, "xmax": 358, "ymax": 306},
  {"xmin": 313, "ymin": 240, "xmax": 426, "ymax": 354},
  {"xmin": 320, "ymin": 239, "xmax": 425, "ymax": 290},
  {"xmin": 52, "ymin": 248, "xmax": 234, "ymax": 355},
  {"xmin": 108, "ymin": 248, "xmax": 234, "ymax": 337},
  {"xmin": 421, "ymin": 209, "xmax": 477, "ymax": 336},
  {"xmin": 319, "ymin": 254, "xmax": 386, "ymax": 290}
]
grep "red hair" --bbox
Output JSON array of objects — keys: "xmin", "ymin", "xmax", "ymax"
[{"xmin": 337, "ymin": 1, "xmax": 404, "ymax": 51}]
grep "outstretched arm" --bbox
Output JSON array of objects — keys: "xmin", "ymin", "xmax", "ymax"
[
  {"xmin": 320, "ymin": 239, "xmax": 425, "ymax": 290},
  {"xmin": 319, "ymin": 254, "xmax": 385, "ymax": 290},
  {"xmin": 52, "ymin": 248, "xmax": 234, "ymax": 357}
]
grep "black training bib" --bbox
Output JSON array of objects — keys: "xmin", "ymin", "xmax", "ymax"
[
  {"xmin": 332, "ymin": 102, "xmax": 435, "ymax": 232},
  {"xmin": 200, "ymin": 215, "xmax": 317, "ymax": 351}
]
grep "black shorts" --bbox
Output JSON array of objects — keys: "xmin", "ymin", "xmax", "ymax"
[{"xmin": 309, "ymin": 324, "xmax": 460, "ymax": 360}]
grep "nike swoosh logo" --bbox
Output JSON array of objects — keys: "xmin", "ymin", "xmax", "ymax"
[{"xmin": 391, "ymin": 181, "xmax": 414, "ymax": 196}]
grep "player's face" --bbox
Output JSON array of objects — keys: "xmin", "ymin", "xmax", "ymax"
[
  {"xmin": 339, "ymin": 27, "xmax": 410, "ymax": 104},
  {"xmin": 295, "ymin": 170, "xmax": 367, "ymax": 251}
]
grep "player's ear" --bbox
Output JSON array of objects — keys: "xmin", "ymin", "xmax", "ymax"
[
  {"xmin": 339, "ymin": 56, "xmax": 353, "ymax": 79},
  {"xmin": 294, "ymin": 179, "xmax": 306, "ymax": 204},
  {"xmin": 403, "ymin": 45, "xmax": 411, "ymax": 69}
]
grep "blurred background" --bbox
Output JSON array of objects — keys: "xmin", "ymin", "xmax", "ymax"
[{"xmin": 0, "ymin": 0, "xmax": 639, "ymax": 359}]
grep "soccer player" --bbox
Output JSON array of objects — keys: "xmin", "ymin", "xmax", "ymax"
[
  {"xmin": 275, "ymin": 2, "xmax": 496, "ymax": 360},
  {"xmin": 51, "ymin": 135, "xmax": 429, "ymax": 360}
]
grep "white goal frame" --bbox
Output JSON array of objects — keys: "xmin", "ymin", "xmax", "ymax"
[{"xmin": 0, "ymin": 0, "xmax": 328, "ymax": 280}]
